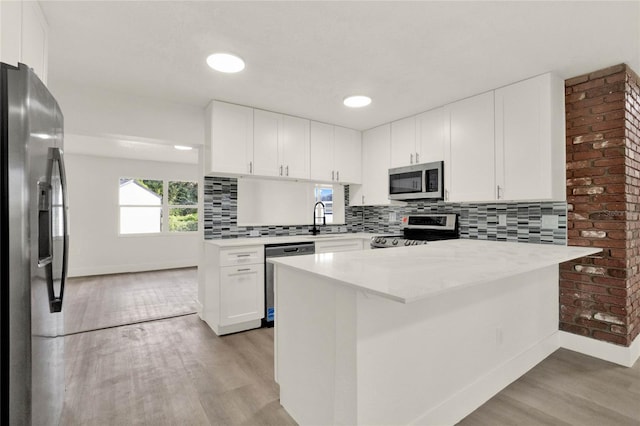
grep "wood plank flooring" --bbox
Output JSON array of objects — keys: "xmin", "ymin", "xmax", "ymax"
[
  {"xmin": 64, "ymin": 268, "xmax": 197, "ymax": 334},
  {"xmin": 458, "ymin": 348, "xmax": 640, "ymax": 425},
  {"xmin": 61, "ymin": 315, "xmax": 296, "ymax": 425},
  {"xmin": 61, "ymin": 270, "xmax": 640, "ymax": 425}
]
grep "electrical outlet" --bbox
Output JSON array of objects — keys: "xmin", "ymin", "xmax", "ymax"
[
  {"xmin": 498, "ymin": 214, "xmax": 507, "ymax": 227},
  {"xmin": 389, "ymin": 212, "xmax": 397, "ymax": 222},
  {"xmin": 541, "ymin": 215, "xmax": 559, "ymax": 229},
  {"xmin": 339, "ymin": 226, "xmax": 347, "ymax": 233},
  {"xmin": 249, "ymin": 230, "xmax": 260, "ymax": 237}
]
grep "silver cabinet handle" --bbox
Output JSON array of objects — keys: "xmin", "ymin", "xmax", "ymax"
[
  {"xmin": 249, "ymin": 161, "xmax": 253, "ymax": 174},
  {"xmin": 332, "ymin": 170, "xmax": 335, "ymax": 181},
  {"xmin": 416, "ymin": 152, "xmax": 420, "ymax": 163},
  {"xmin": 280, "ymin": 165, "xmax": 283, "ymax": 176},
  {"xmin": 410, "ymin": 153, "xmax": 414, "ymax": 164},
  {"xmin": 497, "ymin": 185, "xmax": 502, "ymax": 200},
  {"xmin": 336, "ymin": 170, "xmax": 340, "ymax": 181},
  {"xmin": 362, "ymin": 195, "xmax": 364, "ymax": 204},
  {"xmin": 237, "ymin": 268, "xmax": 251, "ymax": 272},
  {"xmin": 236, "ymin": 254, "xmax": 251, "ymax": 258},
  {"xmin": 286, "ymin": 165, "xmax": 289, "ymax": 176},
  {"xmin": 445, "ymin": 189, "xmax": 449, "ymax": 201}
]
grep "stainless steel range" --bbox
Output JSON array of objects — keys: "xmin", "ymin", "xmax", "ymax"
[{"xmin": 371, "ymin": 214, "xmax": 459, "ymax": 248}]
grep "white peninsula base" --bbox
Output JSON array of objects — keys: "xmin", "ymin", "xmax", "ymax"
[{"xmin": 272, "ymin": 241, "xmax": 601, "ymax": 425}]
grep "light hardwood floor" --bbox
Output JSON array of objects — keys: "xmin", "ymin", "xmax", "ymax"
[
  {"xmin": 61, "ymin": 270, "xmax": 640, "ymax": 425},
  {"xmin": 64, "ymin": 268, "xmax": 197, "ymax": 334}
]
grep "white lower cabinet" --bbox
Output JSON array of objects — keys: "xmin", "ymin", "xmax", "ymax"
[
  {"xmin": 204, "ymin": 244, "xmax": 265, "ymax": 335},
  {"xmin": 219, "ymin": 264, "xmax": 264, "ymax": 326},
  {"xmin": 315, "ymin": 239, "xmax": 364, "ymax": 253}
]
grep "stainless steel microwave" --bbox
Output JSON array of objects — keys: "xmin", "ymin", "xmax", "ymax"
[{"xmin": 388, "ymin": 161, "xmax": 444, "ymax": 200}]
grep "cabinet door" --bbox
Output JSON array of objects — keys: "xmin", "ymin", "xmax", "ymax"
[
  {"xmin": 446, "ymin": 92, "xmax": 495, "ymax": 202},
  {"xmin": 310, "ymin": 121, "xmax": 335, "ymax": 181},
  {"xmin": 220, "ymin": 264, "xmax": 265, "ymax": 326},
  {"xmin": 495, "ymin": 74, "xmax": 562, "ymax": 200},
  {"xmin": 253, "ymin": 109, "xmax": 282, "ymax": 177},
  {"xmin": 333, "ymin": 126, "xmax": 362, "ymax": 184},
  {"xmin": 416, "ymin": 107, "xmax": 446, "ymax": 164},
  {"xmin": 281, "ymin": 115, "xmax": 310, "ymax": 179},
  {"xmin": 209, "ymin": 101, "xmax": 254, "ymax": 175},
  {"xmin": 390, "ymin": 116, "xmax": 416, "ymax": 168},
  {"xmin": 351, "ymin": 124, "xmax": 391, "ymax": 206}
]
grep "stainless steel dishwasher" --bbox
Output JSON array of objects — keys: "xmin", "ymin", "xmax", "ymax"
[{"xmin": 264, "ymin": 242, "xmax": 315, "ymax": 327}]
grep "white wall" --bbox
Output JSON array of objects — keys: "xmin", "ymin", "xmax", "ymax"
[
  {"xmin": 49, "ymin": 80, "xmax": 205, "ymax": 147},
  {"xmin": 237, "ymin": 179, "xmax": 345, "ymax": 226},
  {"xmin": 65, "ymin": 153, "xmax": 200, "ymax": 277}
]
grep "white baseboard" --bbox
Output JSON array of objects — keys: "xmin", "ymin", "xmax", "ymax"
[
  {"xmin": 195, "ymin": 300, "xmax": 204, "ymax": 320},
  {"xmin": 559, "ymin": 331, "xmax": 640, "ymax": 367},
  {"xmin": 68, "ymin": 260, "xmax": 197, "ymax": 277},
  {"xmin": 415, "ymin": 332, "xmax": 559, "ymax": 426}
]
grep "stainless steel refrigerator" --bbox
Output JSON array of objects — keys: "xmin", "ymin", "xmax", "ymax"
[{"xmin": 1, "ymin": 63, "xmax": 68, "ymax": 425}]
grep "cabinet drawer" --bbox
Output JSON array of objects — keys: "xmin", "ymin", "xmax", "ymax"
[
  {"xmin": 219, "ymin": 245, "xmax": 264, "ymax": 266},
  {"xmin": 315, "ymin": 239, "xmax": 364, "ymax": 253}
]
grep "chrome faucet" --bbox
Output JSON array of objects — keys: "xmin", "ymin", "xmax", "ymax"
[{"xmin": 310, "ymin": 201, "xmax": 326, "ymax": 235}]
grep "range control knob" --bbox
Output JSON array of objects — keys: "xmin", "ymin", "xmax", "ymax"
[
  {"xmin": 404, "ymin": 240, "xmax": 411, "ymax": 246},
  {"xmin": 392, "ymin": 239, "xmax": 398, "ymax": 245}
]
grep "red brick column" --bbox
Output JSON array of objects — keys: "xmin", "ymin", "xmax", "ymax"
[{"xmin": 562, "ymin": 63, "xmax": 640, "ymax": 346}]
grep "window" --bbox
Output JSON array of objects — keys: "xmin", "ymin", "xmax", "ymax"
[
  {"xmin": 168, "ymin": 181, "xmax": 198, "ymax": 232},
  {"xmin": 119, "ymin": 178, "xmax": 198, "ymax": 235},
  {"xmin": 314, "ymin": 185, "xmax": 333, "ymax": 224}
]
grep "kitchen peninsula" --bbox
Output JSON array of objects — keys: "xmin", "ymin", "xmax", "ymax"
[{"xmin": 270, "ymin": 240, "xmax": 601, "ymax": 425}]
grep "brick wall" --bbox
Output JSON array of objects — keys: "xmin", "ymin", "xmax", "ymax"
[{"xmin": 562, "ymin": 63, "xmax": 640, "ymax": 346}]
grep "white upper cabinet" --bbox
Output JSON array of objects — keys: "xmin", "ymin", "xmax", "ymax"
[
  {"xmin": 253, "ymin": 109, "xmax": 282, "ymax": 177},
  {"xmin": 1, "ymin": 1, "xmax": 48, "ymax": 84},
  {"xmin": 333, "ymin": 126, "xmax": 361, "ymax": 184},
  {"xmin": 281, "ymin": 115, "xmax": 310, "ymax": 179},
  {"xmin": 206, "ymin": 101, "xmax": 254, "ymax": 175},
  {"xmin": 310, "ymin": 121, "xmax": 335, "ymax": 181},
  {"xmin": 416, "ymin": 107, "xmax": 447, "ymax": 164},
  {"xmin": 390, "ymin": 116, "xmax": 417, "ymax": 168},
  {"xmin": 350, "ymin": 124, "xmax": 392, "ymax": 206},
  {"xmin": 445, "ymin": 92, "xmax": 496, "ymax": 202},
  {"xmin": 310, "ymin": 122, "xmax": 362, "ymax": 184},
  {"xmin": 495, "ymin": 73, "xmax": 565, "ymax": 201},
  {"xmin": 253, "ymin": 111, "xmax": 310, "ymax": 179}
]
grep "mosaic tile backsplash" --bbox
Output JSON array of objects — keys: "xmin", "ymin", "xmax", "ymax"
[{"xmin": 204, "ymin": 177, "xmax": 567, "ymax": 245}]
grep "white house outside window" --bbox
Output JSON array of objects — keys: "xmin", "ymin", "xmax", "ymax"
[{"xmin": 119, "ymin": 178, "xmax": 198, "ymax": 235}]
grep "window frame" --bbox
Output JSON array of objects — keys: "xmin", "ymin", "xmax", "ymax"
[{"xmin": 118, "ymin": 178, "xmax": 199, "ymax": 236}]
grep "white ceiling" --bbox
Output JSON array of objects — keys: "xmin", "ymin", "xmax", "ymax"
[{"xmin": 41, "ymin": 1, "xmax": 640, "ymax": 131}]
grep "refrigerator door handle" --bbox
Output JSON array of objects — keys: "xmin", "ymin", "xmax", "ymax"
[
  {"xmin": 37, "ymin": 181, "xmax": 53, "ymax": 267},
  {"xmin": 41, "ymin": 148, "xmax": 68, "ymax": 313}
]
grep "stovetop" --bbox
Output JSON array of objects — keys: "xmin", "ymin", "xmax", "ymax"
[{"xmin": 371, "ymin": 214, "xmax": 459, "ymax": 249}]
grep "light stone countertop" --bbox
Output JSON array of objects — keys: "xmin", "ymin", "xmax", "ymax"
[
  {"xmin": 268, "ymin": 239, "xmax": 601, "ymax": 303},
  {"xmin": 204, "ymin": 232, "xmax": 382, "ymax": 247}
]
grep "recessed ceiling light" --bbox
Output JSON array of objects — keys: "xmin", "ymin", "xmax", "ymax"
[
  {"xmin": 343, "ymin": 95, "xmax": 372, "ymax": 108},
  {"xmin": 174, "ymin": 145, "xmax": 193, "ymax": 151},
  {"xmin": 206, "ymin": 53, "xmax": 245, "ymax": 73}
]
